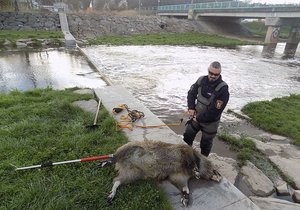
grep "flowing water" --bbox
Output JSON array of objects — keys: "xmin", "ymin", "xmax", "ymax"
[
  {"xmin": 82, "ymin": 44, "xmax": 300, "ymax": 201},
  {"xmin": 82, "ymin": 44, "xmax": 300, "ymax": 121},
  {"xmin": 1, "ymin": 45, "xmax": 300, "ymax": 121}
]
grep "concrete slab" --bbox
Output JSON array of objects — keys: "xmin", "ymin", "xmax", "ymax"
[
  {"xmin": 161, "ymin": 178, "xmax": 260, "ymax": 210},
  {"xmin": 93, "ymin": 85, "xmax": 260, "ymax": 210},
  {"xmin": 58, "ymin": 12, "xmax": 76, "ymax": 48},
  {"xmin": 94, "ymin": 86, "xmax": 184, "ymax": 144}
]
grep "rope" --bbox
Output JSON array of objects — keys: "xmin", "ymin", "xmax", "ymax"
[{"xmin": 112, "ymin": 104, "xmax": 187, "ymax": 131}]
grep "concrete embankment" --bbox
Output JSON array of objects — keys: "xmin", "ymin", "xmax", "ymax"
[
  {"xmin": 87, "ymin": 86, "xmax": 260, "ymax": 210},
  {"xmin": 0, "ymin": 12, "xmax": 252, "ymax": 40}
]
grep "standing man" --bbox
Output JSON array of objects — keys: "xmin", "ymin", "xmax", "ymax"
[{"xmin": 183, "ymin": 61, "xmax": 229, "ymax": 157}]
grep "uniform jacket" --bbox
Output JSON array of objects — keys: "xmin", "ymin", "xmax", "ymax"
[{"xmin": 187, "ymin": 75, "xmax": 229, "ymax": 123}]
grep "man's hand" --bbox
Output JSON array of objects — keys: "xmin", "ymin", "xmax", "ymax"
[
  {"xmin": 188, "ymin": 109, "xmax": 196, "ymax": 119},
  {"xmin": 188, "ymin": 109, "xmax": 199, "ymax": 122}
]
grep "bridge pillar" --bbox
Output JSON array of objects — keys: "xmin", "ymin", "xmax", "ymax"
[
  {"xmin": 283, "ymin": 27, "xmax": 300, "ymax": 58},
  {"xmin": 262, "ymin": 26, "xmax": 281, "ymax": 57},
  {"xmin": 188, "ymin": 9, "xmax": 194, "ymax": 20}
]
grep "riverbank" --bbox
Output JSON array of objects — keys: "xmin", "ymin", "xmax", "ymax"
[
  {"xmin": 0, "ymin": 88, "xmax": 172, "ymax": 209},
  {"xmin": 0, "ymin": 11, "xmax": 260, "ymax": 51},
  {"xmin": 164, "ymin": 94, "xmax": 300, "ymax": 204},
  {"xmin": 165, "ymin": 110, "xmax": 300, "ymax": 206},
  {"xmin": 0, "ymin": 30, "xmax": 257, "ymax": 52},
  {"xmin": 1, "ymin": 11, "xmax": 298, "ymax": 207}
]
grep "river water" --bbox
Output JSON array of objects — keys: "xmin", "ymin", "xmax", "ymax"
[
  {"xmin": 82, "ymin": 44, "xmax": 300, "ymax": 121},
  {"xmin": 0, "ymin": 49, "xmax": 106, "ymax": 93},
  {"xmin": 1, "ymin": 44, "xmax": 300, "ymax": 122}
]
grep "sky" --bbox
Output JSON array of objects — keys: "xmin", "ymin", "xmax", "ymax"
[{"xmin": 251, "ymin": 0, "xmax": 300, "ymax": 4}]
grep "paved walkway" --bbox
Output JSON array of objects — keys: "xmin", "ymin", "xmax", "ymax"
[
  {"xmin": 94, "ymin": 85, "xmax": 260, "ymax": 210},
  {"xmin": 58, "ymin": 12, "xmax": 76, "ymax": 48}
]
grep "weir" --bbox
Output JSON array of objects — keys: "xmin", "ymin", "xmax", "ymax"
[{"xmin": 58, "ymin": 10, "xmax": 76, "ymax": 48}]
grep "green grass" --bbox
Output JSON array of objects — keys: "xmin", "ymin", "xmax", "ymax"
[
  {"xmin": 87, "ymin": 32, "xmax": 256, "ymax": 47},
  {"xmin": 218, "ymin": 134, "xmax": 256, "ymax": 165},
  {"xmin": 0, "ymin": 30, "xmax": 63, "ymax": 41},
  {"xmin": 241, "ymin": 94, "xmax": 300, "ymax": 146},
  {"xmin": 0, "ymin": 30, "xmax": 64, "ymax": 50},
  {"xmin": 0, "ymin": 88, "xmax": 172, "ymax": 210},
  {"xmin": 219, "ymin": 133, "xmax": 296, "ymax": 187}
]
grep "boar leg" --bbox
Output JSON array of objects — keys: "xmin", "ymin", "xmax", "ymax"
[
  {"xmin": 107, "ymin": 180, "xmax": 121, "ymax": 203},
  {"xmin": 168, "ymin": 173, "xmax": 190, "ymax": 207},
  {"xmin": 107, "ymin": 168, "xmax": 142, "ymax": 203}
]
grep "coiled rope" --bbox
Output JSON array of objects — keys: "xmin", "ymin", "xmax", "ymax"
[{"xmin": 112, "ymin": 104, "xmax": 186, "ymax": 131}]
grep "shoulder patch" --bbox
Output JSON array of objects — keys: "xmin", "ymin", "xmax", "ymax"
[{"xmin": 215, "ymin": 100, "xmax": 224, "ymax": 109}]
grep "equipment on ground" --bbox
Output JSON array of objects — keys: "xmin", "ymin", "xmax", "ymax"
[
  {"xmin": 112, "ymin": 104, "xmax": 185, "ymax": 131},
  {"xmin": 86, "ymin": 99, "xmax": 102, "ymax": 129},
  {"xmin": 15, "ymin": 154, "xmax": 114, "ymax": 171}
]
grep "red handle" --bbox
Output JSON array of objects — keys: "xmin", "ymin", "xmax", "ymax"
[{"xmin": 80, "ymin": 155, "xmax": 111, "ymax": 162}]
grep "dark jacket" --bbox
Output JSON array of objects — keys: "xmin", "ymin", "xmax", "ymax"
[{"xmin": 187, "ymin": 75, "xmax": 229, "ymax": 123}]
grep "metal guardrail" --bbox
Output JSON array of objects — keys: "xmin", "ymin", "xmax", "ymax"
[{"xmin": 158, "ymin": 1, "xmax": 300, "ymax": 11}]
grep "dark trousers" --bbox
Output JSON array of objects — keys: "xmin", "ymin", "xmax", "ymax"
[{"xmin": 183, "ymin": 120, "xmax": 216, "ymax": 157}]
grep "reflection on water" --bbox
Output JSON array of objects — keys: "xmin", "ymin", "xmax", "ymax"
[
  {"xmin": 0, "ymin": 49, "xmax": 106, "ymax": 93},
  {"xmin": 83, "ymin": 44, "xmax": 300, "ymax": 119}
]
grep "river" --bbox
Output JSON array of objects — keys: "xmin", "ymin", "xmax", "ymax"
[
  {"xmin": 82, "ymin": 43, "xmax": 300, "ymax": 121},
  {"xmin": 1, "ymin": 44, "xmax": 300, "ymax": 122},
  {"xmin": 0, "ymin": 49, "xmax": 106, "ymax": 93}
]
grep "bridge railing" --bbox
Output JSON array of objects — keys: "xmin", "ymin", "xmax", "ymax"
[{"xmin": 158, "ymin": 1, "xmax": 300, "ymax": 11}]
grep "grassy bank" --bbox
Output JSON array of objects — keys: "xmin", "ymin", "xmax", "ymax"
[
  {"xmin": 219, "ymin": 134, "xmax": 296, "ymax": 188},
  {"xmin": 241, "ymin": 94, "xmax": 300, "ymax": 146},
  {"xmin": 0, "ymin": 30, "xmax": 63, "ymax": 40},
  {"xmin": 0, "ymin": 30, "xmax": 64, "ymax": 50},
  {"xmin": 0, "ymin": 88, "xmax": 171, "ymax": 209},
  {"xmin": 87, "ymin": 32, "xmax": 256, "ymax": 47},
  {"xmin": 219, "ymin": 94, "xmax": 300, "ymax": 187},
  {"xmin": 1, "ymin": 30, "xmax": 257, "ymax": 50}
]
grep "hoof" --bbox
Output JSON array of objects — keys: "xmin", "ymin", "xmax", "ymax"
[
  {"xmin": 211, "ymin": 170, "xmax": 222, "ymax": 182},
  {"xmin": 107, "ymin": 196, "xmax": 113, "ymax": 204},
  {"xmin": 107, "ymin": 191, "xmax": 114, "ymax": 204},
  {"xmin": 181, "ymin": 193, "xmax": 189, "ymax": 207}
]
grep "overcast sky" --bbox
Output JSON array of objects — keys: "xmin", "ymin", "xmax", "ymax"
[{"xmin": 251, "ymin": 0, "xmax": 300, "ymax": 4}]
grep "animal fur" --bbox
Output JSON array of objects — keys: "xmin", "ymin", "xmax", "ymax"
[{"xmin": 107, "ymin": 140, "xmax": 221, "ymax": 206}]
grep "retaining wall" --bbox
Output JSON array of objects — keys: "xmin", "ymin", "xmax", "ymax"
[{"xmin": 0, "ymin": 12, "xmax": 251, "ymax": 40}]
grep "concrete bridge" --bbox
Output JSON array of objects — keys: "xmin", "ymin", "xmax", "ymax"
[{"xmin": 157, "ymin": 1, "xmax": 300, "ymax": 58}]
